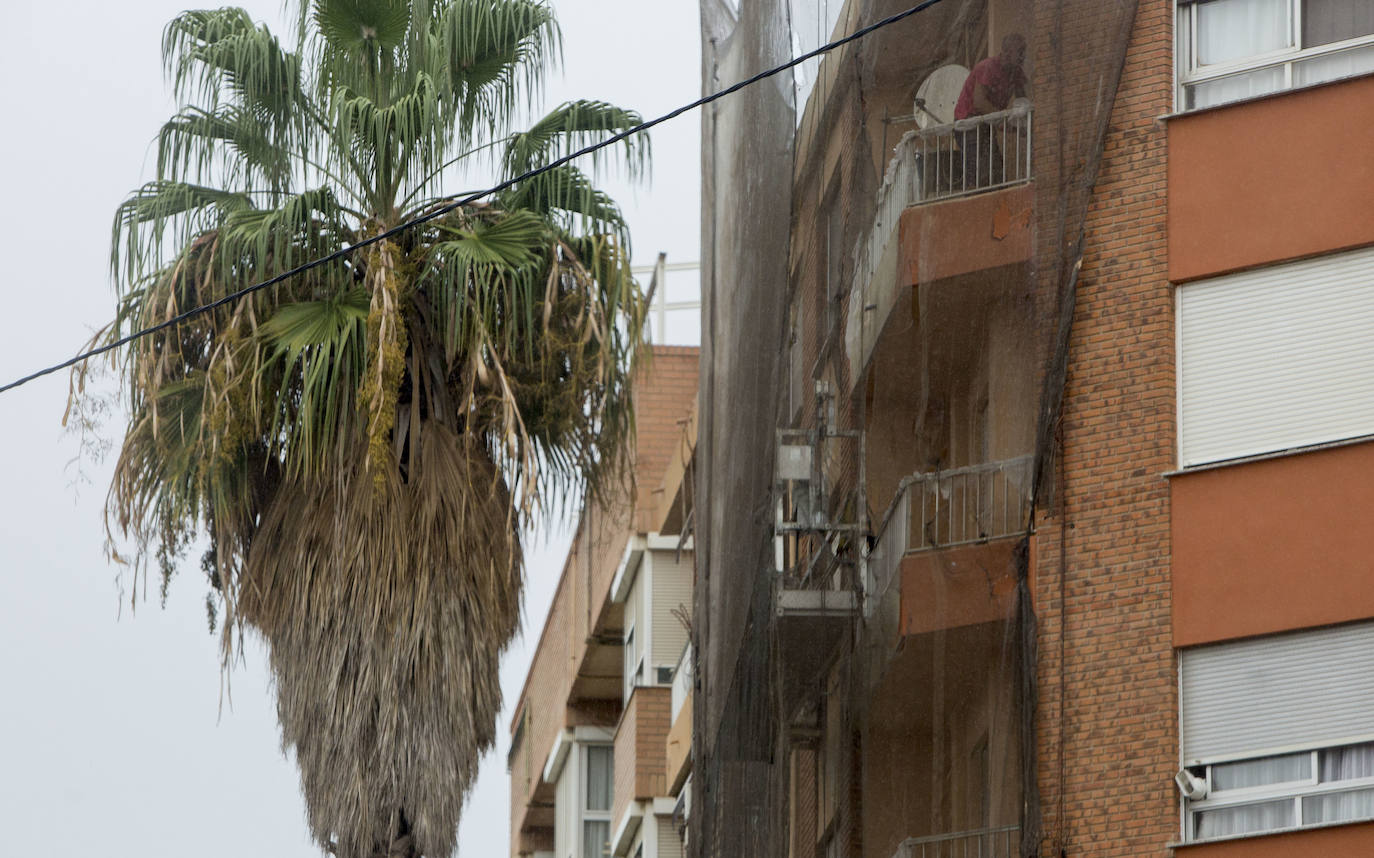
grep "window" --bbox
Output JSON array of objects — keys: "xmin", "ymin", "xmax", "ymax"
[
  {"xmin": 583, "ymin": 745, "xmax": 614, "ymax": 858},
  {"xmin": 553, "ymin": 741, "xmax": 614, "ymax": 858},
  {"xmin": 1178, "ymin": 0, "xmax": 1374, "ymax": 109},
  {"xmin": 1176, "ymin": 245, "xmax": 1374, "ymax": 467},
  {"xmin": 623, "ymin": 555, "xmax": 644, "ymax": 704},
  {"xmin": 823, "ymin": 188, "xmax": 846, "ymax": 342},
  {"xmin": 620, "ymin": 548, "xmax": 693, "ymax": 703},
  {"xmin": 623, "ymin": 624, "xmax": 639, "ymax": 702},
  {"xmin": 1186, "ymin": 743, "xmax": 1374, "ymax": 838},
  {"xmin": 1179, "ymin": 621, "xmax": 1374, "ymax": 841}
]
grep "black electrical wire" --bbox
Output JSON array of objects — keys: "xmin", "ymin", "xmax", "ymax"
[{"xmin": 0, "ymin": 0, "xmax": 948, "ymax": 396}]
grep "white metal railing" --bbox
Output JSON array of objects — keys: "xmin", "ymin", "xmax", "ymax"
[
  {"xmin": 850, "ymin": 106, "xmax": 1033, "ymax": 368},
  {"xmin": 912, "ymin": 103, "xmax": 1033, "ymax": 204},
  {"xmin": 670, "ymin": 642, "xmax": 692, "ymax": 717},
  {"xmin": 634, "ymin": 255, "xmax": 701, "ymax": 346},
  {"xmin": 893, "ymin": 825, "xmax": 1021, "ymax": 858},
  {"xmin": 865, "ymin": 456, "xmax": 1032, "ymax": 616},
  {"xmin": 878, "ymin": 454, "xmax": 1033, "ymax": 553},
  {"xmin": 906, "ymin": 455, "xmax": 1033, "ymax": 551}
]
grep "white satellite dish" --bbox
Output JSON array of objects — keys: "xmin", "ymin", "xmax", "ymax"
[{"xmin": 913, "ymin": 64, "xmax": 969, "ymax": 129}]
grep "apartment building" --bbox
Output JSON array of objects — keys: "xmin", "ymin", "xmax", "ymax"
[
  {"xmin": 691, "ymin": 1, "xmax": 1374, "ymax": 857},
  {"xmin": 507, "ymin": 343, "xmax": 699, "ymax": 858}
]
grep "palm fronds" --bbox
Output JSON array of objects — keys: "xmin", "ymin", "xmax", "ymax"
[{"xmin": 78, "ymin": 2, "xmax": 648, "ymax": 855}]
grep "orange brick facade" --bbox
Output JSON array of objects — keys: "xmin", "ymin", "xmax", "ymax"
[
  {"xmin": 613, "ymin": 686, "xmax": 672, "ymax": 826},
  {"xmin": 1030, "ymin": 1, "xmax": 1179, "ymax": 854},
  {"xmin": 1029, "ymin": 3, "xmax": 1374, "ymax": 857}
]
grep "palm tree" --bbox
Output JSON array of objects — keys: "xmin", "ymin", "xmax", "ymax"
[{"xmin": 83, "ymin": 2, "xmax": 647, "ymax": 856}]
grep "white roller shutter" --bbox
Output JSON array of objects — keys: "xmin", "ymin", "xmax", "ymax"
[
  {"xmin": 657, "ymin": 814, "xmax": 684, "ymax": 858},
  {"xmin": 650, "ymin": 549, "xmax": 693, "ymax": 669},
  {"xmin": 1180, "ymin": 621, "xmax": 1374, "ymax": 764},
  {"xmin": 1177, "ymin": 245, "xmax": 1374, "ymax": 467}
]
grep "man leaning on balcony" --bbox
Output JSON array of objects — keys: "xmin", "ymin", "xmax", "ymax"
[{"xmin": 953, "ymin": 33, "xmax": 1028, "ymax": 188}]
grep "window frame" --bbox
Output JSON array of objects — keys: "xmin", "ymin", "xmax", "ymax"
[
  {"xmin": 581, "ymin": 744, "xmax": 614, "ymax": 858},
  {"xmin": 554, "ymin": 739, "xmax": 615, "ymax": 858},
  {"xmin": 623, "ymin": 623, "xmax": 639, "ymax": 703},
  {"xmin": 1183, "ymin": 743, "xmax": 1374, "ymax": 841},
  {"xmin": 1175, "ymin": 0, "xmax": 1374, "ymax": 110}
]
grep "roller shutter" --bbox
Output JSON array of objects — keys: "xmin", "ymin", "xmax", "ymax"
[
  {"xmin": 1177, "ymin": 245, "xmax": 1374, "ymax": 467},
  {"xmin": 1180, "ymin": 621, "xmax": 1374, "ymax": 764},
  {"xmin": 650, "ymin": 549, "xmax": 693, "ymax": 669},
  {"xmin": 657, "ymin": 815, "xmax": 684, "ymax": 858}
]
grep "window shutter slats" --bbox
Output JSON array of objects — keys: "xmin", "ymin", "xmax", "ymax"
[
  {"xmin": 1181, "ymin": 622, "xmax": 1374, "ymax": 764},
  {"xmin": 1178, "ymin": 245, "xmax": 1374, "ymax": 467}
]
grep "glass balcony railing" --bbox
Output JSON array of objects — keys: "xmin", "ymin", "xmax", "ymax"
[{"xmin": 670, "ymin": 642, "xmax": 692, "ymax": 717}]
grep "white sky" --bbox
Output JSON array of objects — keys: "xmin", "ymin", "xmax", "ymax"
[{"xmin": 0, "ymin": 2, "xmax": 699, "ymax": 854}]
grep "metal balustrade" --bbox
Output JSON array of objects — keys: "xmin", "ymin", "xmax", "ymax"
[
  {"xmin": 893, "ymin": 825, "xmax": 1022, "ymax": 858},
  {"xmin": 865, "ymin": 456, "xmax": 1032, "ymax": 614},
  {"xmin": 910, "ymin": 103, "xmax": 1034, "ymax": 203},
  {"xmin": 905, "ymin": 455, "xmax": 1033, "ymax": 551}
]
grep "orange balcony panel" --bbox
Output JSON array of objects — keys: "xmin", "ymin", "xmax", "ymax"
[
  {"xmin": 665, "ymin": 690, "xmax": 692, "ymax": 795},
  {"xmin": 1174, "ymin": 820, "xmax": 1374, "ymax": 858},
  {"xmin": 1172, "ymin": 440, "xmax": 1374, "ymax": 648},
  {"xmin": 896, "ymin": 184, "xmax": 1033, "ymax": 288},
  {"xmin": 612, "ymin": 686, "xmax": 671, "ymax": 829},
  {"xmin": 1168, "ymin": 74, "xmax": 1374, "ymax": 283},
  {"xmin": 899, "ymin": 539, "xmax": 1019, "ymax": 637}
]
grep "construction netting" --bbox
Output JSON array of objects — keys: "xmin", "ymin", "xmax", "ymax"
[{"xmin": 692, "ymin": 0, "xmax": 1141, "ymax": 856}]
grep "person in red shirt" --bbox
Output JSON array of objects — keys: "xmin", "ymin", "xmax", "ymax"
[
  {"xmin": 952, "ymin": 33, "xmax": 1028, "ymax": 188},
  {"xmin": 955, "ymin": 33, "xmax": 1028, "ymax": 120}
]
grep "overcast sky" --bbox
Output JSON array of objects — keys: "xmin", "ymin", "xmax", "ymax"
[{"xmin": 0, "ymin": 2, "xmax": 698, "ymax": 854}]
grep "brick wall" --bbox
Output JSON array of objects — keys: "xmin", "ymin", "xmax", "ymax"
[
  {"xmin": 635, "ymin": 347, "xmax": 701, "ymax": 500},
  {"xmin": 633, "ymin": 687, "xmax": 672, "ymax": 799},
  {"xmin": 1031, "ymin": 2, "xmax": 1178, "ymax": 855},
  {"xmin": 585, "ymin": 346, "xmax": 700, "ymax": 640},
  {"xmin": 612, "ymin": 686, "xmax": 672, "ymax": 829},
  {"xmin": 612, "ymin": 688, "xmax": 641, "ymax": 831}
]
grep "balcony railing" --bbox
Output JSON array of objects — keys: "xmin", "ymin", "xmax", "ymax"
[
  {"xmin": 905, "ymin": 455, "xmax": 1033, "ymax": 552},
  {"xmin": 893, "ymin": 825, "xmax": 1021, "ymax": 858},
  {"xmin": 670, "ymin": 642, "xmax": 692, "ymax": 717},
  {"xmin": 867, "ymin": 456, "xmax": 1033, "ymax": 610}
]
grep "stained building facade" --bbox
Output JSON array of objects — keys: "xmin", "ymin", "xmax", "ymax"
[{"xmin": 689, "ymin": 1, "xmax": 1374, "ymax": 857}]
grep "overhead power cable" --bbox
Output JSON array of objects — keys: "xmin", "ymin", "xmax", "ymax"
[{"xmin": 0, "ymin": 0, "xmax": 948, "ymax": 396}]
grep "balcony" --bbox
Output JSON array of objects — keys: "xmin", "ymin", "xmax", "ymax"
[
  {"xmin": 846, "ymin": 107, "xmax": 1035, "ymax": 378},
  {"xmin": 869, "ymin": 456, "xmax": 1032, "ymax": 598},
  {"xmin": 611, "ymin": 685, "xmax": 671, "ymax": 835},
  {"xmin": 859, "ymin": 460, "xmax": 1027, "ymax": 858},
  {"xmin": 664, "ymin": 644, "xmax": 693, "ymax": 795},
  {"xmin": 893, "ymin": 825, "xmax": 1022, "ymax": 858},
  {"xmin": 867, "ymin": 456, "xmax": 1031, "ymax": 636}
]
